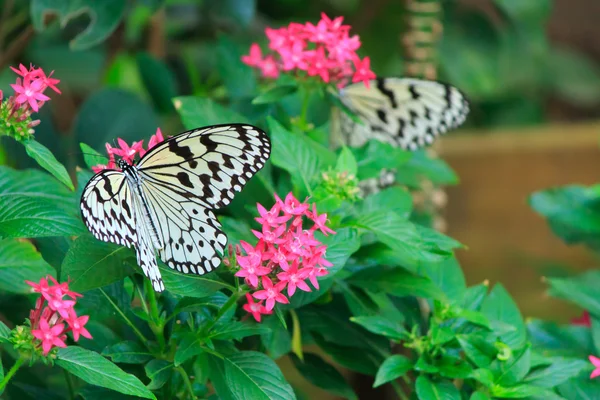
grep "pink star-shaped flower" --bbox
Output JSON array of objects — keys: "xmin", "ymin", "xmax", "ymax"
[
  {"xmin": 242, "ymin": 43, "xmax": 264, "ymax": 67},
  {"xmin": 66, "ymin": 311, "xmax": 92, "ymax": 341},
  {"xmin": 259, "ymin": 55, "xmax": 280, "ymax": 79},
  {"xmin": 11, "ymin": 78, "xmax": 50, "ymax": 112},
  {"xmin": 32, "ymin": 318, "xmax": 67, "ymax": 355},
  {"xmin": 112, "ymin": 138, "xmax": 145, "ymax": 164},
  {"xmin": 590, "ymin": 355, "xmax": 600, "ymax": 379},
  {"xmin": 255, "ymin": 202, "xmax": 290, "ymax": 228},
  {"xmin": 277, "ymin": 261, "xmax": 311, "ymax": 296},
  {"xmin": 278, "ymin": 193, "xmax": 309, "ymax": 216},
  {"xmin": 305, "ymin": 47, "xmax": 336, "ymax": 83},
  {"xmin": 242, "ymin": 293, "xmax": 272, "ymax": 322},
  {"xmin": 252, "ymin": 277, "xmax": 289, "ymax": 311},
  {"xmin": 352, "ymin": 56, "xmax": 376, "ymax": 87}
]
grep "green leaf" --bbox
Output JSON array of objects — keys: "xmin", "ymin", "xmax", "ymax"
[
  {"xmin": 261, "ymin": 315, "xmax": 292, "ymax": 360},
  {"xmin": 373, "ymin": 355, "xmax": 413, "ymax": 387},
  {"xmin": 546, "ymin": 48, "xmax": 600, "ymax": 106},
  {"xmin": 174, "ymin": 333, "xmax": 205, "ymax": 367},
  {"xmin": 527, "ymin": 319, "xmax": 593, "ymax": 358},
  {"xmin": 490, "ymin": 383, "xmax": 547, "ymax": 398},
  {"xmin": 335, "ymin": 147, "xmax": 358, "ymax": 176},
  {"xmin": 348, "ymin": 267, "xmax": 445, "ymax": 300},
  {"xmin": 351, "ymin": 140, "xmax": 411, "ymax": 180},
  {"xmin": 173, "ymin": 96, "xmax": 250, "ymax": 129},
  {"xmin": 80, "ymin": 143, "xmax": 107, "ymax": 170},
  {"xmin": 31, "ymin": 0, "xmax": 126, "ymax": 50},
  {"xmin": 420, "ymin": 256, "xmax": 467, "ymax": 304},
  {"xmin": 481, "ymin": 283, "xmax": 526, "ymax": 349},
  {"xmin": 558, "ymin": 374, "xmax": 600, "ymax": 399},
  {"xmin": 56, "ymin": 346, "xmax": 155, "ymax": 399},
  {"xmin": 397, "ymin": 150, "xmax": 458, "ymax": 187},
  {"xmin": 216, "ymin": 35, "xmax": 257, "ymax": 99},
  {"xmin": 469, "ymin": 368, "xmax": 495, "ymax": 387},
  {"xmin": 0, "ymin": 167, "xmax": 85, "ymax": 239},
  {"xmin": 102, "ymin": 341, "xmax": 152, "ymax": 364},
  {"xmin": 492, "ymin": 346, "xmax": 531, "ymax": 386},
  {"xmin": 61, "ymin": 234, "xmax": 134, "ymax": 293},
  {"xmin": 161, "ymin": 266, "xmax": 229, "ymax": 297},
  {"xmin": 359, "ymin": 186, "xmax": 412, "ymax": 218},
  {"xmin": 0, "ymin": 321, "xmax": 10, "ymax": 343},
  {"xmin": 145, "ymin": 360, "xmax": 172, "ymax": 390},
  {"xmin": 546, "ymin": 271, "xmax": 600, "ymax": 316},
  {"xmin": 136, "ymin": 52, "xmax": 177, "ymax": 113},
  {"xmin": 457, "ymin": 334, "xmax": 497, "ymax": 368},
  {"xmin": 209, "ymin": 321, "xmax": 271, "ymax": 341},
  {"xmin": 313, "ymin": 336, "xmax": 381, "ymax": 376},
  {"xmin": 291, "ymin": 353, "xmax": 357, "ymax": 400},
  {"xmin": 415, "ymin": 375, "xmax": 460, "ymax": 400},
  {"xmin": 0, "ymin": 238, "xmax": 55, "ymax": 293},
  {"xmin": 208, "ymin": 351, "xmax": 295, "ymax": 400},
  {"xmin": 350, "ymin": 316, "xmax": 406, "ymax": 341},
  {"xmin": 470, "ymin": 392, "xmax": 491, "ymax": 400},
  {"xmin": 524, "ymin": 357, "xmax": 587, "ymax": 388},
  {"xmin": 173, "ymin": 293, "xmax": 230, "ymax": 315},
  {"xmin": 268, "ymin": 117, "xmax": 335, "ymax": 195},
  {"xmin": 24, "ymin": 140, "xmax": 74, "ymax": 190},
  {"xmin": 252, "ymin": 85, "xmax": 298, "ymax": 105}
]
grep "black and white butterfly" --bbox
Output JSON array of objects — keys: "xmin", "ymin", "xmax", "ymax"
[
  {"xmin": 333, "ymin": 77, "xmax": 470, "ymax": 150},
  {"xmin": 80, "ymin": 124, "xmax": 271, "ymax": 292}
]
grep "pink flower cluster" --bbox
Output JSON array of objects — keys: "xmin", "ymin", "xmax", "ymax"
[
  {"xmin": 242, "ymin": 13, "xmax": 376, "ymax": 87},
  {"xmin": 92, "ymin": 128, "xmax": 165, "ymax": 173},
  {"xmin": 0, "ymin": 64, "xmax": 60, "ymax": 140},
  {"xmin": 26, "ymin": 276, "xmax": 91, "ymax": 355},
  {"xmin": 238, "ymin": 193, "xmax": 336, "ymax": 322}
]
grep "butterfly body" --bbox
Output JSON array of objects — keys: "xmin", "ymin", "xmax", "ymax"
[
  {"xmin": 336, "ymin": 77, "xmax": 470, "ymax": 150},
  {"xmin": 80, "ymin": 124, "xmax": 271, "ymax": 292}
]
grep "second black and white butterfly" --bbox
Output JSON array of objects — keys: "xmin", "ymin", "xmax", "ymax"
[
  {"xmin": 333, "ymin": 77, "xmax": 470, "ymax": 150},
  {"xmin": 80, "ymin": 124, "xmax": 271, "ymax": 292}
]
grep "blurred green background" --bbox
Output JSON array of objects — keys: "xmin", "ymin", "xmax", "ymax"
[{"xmin": 1, "ymin": 0, "xmax": 600, "ymax": 377}]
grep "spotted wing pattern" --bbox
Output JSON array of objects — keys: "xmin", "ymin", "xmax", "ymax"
[
  {"xmin": 136, "ymin": 124, "xmax": 271, "ymax": 277},
  {"xmin": 338, "ymin": 77, "xmax": 469, "ymax": 150},
  {"xmin": 80, "ymin": 170, "xmax": 164, "ymax": 291}
]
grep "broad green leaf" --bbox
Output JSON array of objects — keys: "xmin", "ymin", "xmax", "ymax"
[
  {"xmin": 481, "ymin": 284, "xmax": 526, "ymax": 349},
  {"xmin": 173, "ymin": 96, "xmax": 249, "ymax": 130},
  {"xmin": 136, "ymin": 52, "xmax": 177, "ymax": 112},
  {"xmin": 145, "ymin": 360, "xmax": 172, "ymax": 390},
  {"xmin": 77, "ymin": 386, "xmax": 140, "ymax": 400},
  {"xmin": 291, "ymin": 353, "xmax": 357, "ymax": 399},
  {"xmin": 0, "ymin": 238, "xmax": 55, "ymax": 293},
  {"xmin": 0, "ymin": 167, "xmax": 85, "ymax": 239},
  {"xmin": 335, "ymin": 147, "xmax": 358, "ymax": 176},
  {"xmin": 373, "ymin": 355, "xmax": 413, "ymax": 387},
  {"xmin": 419, "ymin": 256, "xmax": 467, "ymax": 304},
  {"xmin": 56, "ymin": 346, "xmax": 155, "ymax": 399},
  {"xmin": 359, "ymin": 186, "xmax": 412, "ymax": 218},
  {"xmin": 252, "ymin": 85, "xmax": 298, "ymax": 105},
  {"xmin": 348, "ymin": 267, "xmax": 445, "ymax": 300},
  {"xmin": 261, "ymin": 315, "xmax": 292, "ymax": 360},
  {"xmin": 457, "ymin": 334, "xmax": 497, "ymax": 368},
  {"xmin": 312, "ymin": 336, "xmax": 380, "ymax": 376},
  {"xmin": 174, "ymin": 332, "xmax": 205, "ymax": 367},
  {"xmin": 490, "ymin": 383, "xmax": 547, "ymax": 398},
  {"xmin": 208, "ymin": 321, "xmax": 271, "ymax": 341},
  {"xmin": 24, "ymin": 139, "xmax": 74, "ymax": 190},
  {"xmin": 491, "ymin": 346, "xmax": 531, "ymax": 386},
  {"xmin": 102, "ymin": 341, "xmax": 152, "ymax": 364},
  {"xmin": 161, "ymin": 265, "xmax": 229, "ymax": 297},
  {"xmin": 80, "ymin": 143, "xmax": 107, "ymax": 170},
  {"xmin": 0, "ymin": 321, "xmax": 10, "ymax": 343},
  {"xmin": 493, "ymin": 0, "xmax": 552, "ymax": 25},
  {"xmin": 351, "ymin": 140, "xmax": 411, "ymax": 180},
  {"xmin": 470, "ymin": 392, "xmax": 491, "ymax": 400},
  {"xmin": 31, "ymin": 0, "xmax": 126, "ymax": 50},
  {"xmin": 350, "ymin": 316, "xmax": 406, "ymax": 341},
  {"xmin": 217, "ymin": 35, "xmax": 257, "ymax": 99},
  {"xmin": 61, "ymin": 234, "xmax": 134, "ymax": 293},
  {"xmin": 546, "ymin": 271, "xmax": 600, "ymax": 316},
  {"xmin": 547, "ymin": 48, "xmax": 600, "ymax": 107},
  {"xmin": 558, "ymin": 374, "xmax": 600, "ymax": 399},
  {"xmin": 285, "ymin": 228, "xmax": 360, "ymax": 308},
  {"xmin": 397, "ymin": 150, "xmax": 458, "ymax": 187},
  {"xmin": 527, "ymin": 319, "xmax": 593, "ymax": 358},
  {"xmin": 173, "ymin": 293, "xmax": 230, "ymax": 315},
  {"xmin": 415, "ymin": 375, "xmax": 460, "ymax": 400},
  {"xmin": 209, "ymin": 351, "xmax": 295, "ymax": 400},
  {"xmin": 470, "ymin": 368, "xmax": 495, "ymax": 387},
  {"xmin": 524, "ymin": 357, "xmax": 587, "ymax": 388},
  {"xmin": 268, "ymin": 117, "xmax": 335, "ymax": 195}
]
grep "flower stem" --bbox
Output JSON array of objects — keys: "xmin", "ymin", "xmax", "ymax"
[
  {"xmin": 145, "ymin": 280, "xmax": 166, "ymax": 352},
  {"xmin": 176, "ymin": 365, "xmax": 196, "ymax": 399},
  {"xmin": 99, "ymin": 288, "xmax": 149, "ymax": 345},
  {"xmin": 202, "ymin": 290, "xmax": 245, "ymax": 334},
  {"xmin": 0, "ymin": 357, "xmax": 25, "ymax": 392},
  {"xmin": 63, "ymin": 369, "xmax": 76, "ymax": 400}
]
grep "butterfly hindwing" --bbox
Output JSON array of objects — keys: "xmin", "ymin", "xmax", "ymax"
[{"xmin": 338, "ymin": 77, "xmax": 469, "ymax": 150}]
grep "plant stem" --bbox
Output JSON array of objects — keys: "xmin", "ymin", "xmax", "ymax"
[
  {"xmin": 99, "ymin": 288, "xmax": 149, "ymax": 345},
  {"xmin": 63, "ymin": 369, "xmax": 76, "ymax": 400},
  {"xmin": 145, "ymin": 280, "xmax": 166, "ymax": 351},
  {"xmin": 176, "ymin": 366, "xmax": 196, "ymax": 399},
  {"xmin": 0, "ymin": 357, "xmax": 25, "ymax": 392},
  {"xmin": 391, "ymin": 380, "xmax": 409, "ymax": 400},
  {"xmin": 202, "ymin": 290, "xmax": 244, "ymax": 334}
]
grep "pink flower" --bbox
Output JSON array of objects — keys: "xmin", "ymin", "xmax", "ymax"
[
  {"xmin": 307, "ymin": 266, "xmax": 329, "ymax": 290},
  {"xmin": 279, "ymin": 40, "xmax": 309, "ymax": 71},
  {"xmin": 242, "ymin": 293, "xmax": 272, "ymax": 322},
  {"xmin": 235, "ymin": 255, "xmax": 271, "ymax": 288},
  {"xmin": 590, "ymin": 355, "xmax": 600, "ymax": 379},
  {"xmin": 265, "ymin": 27, "xmax": 290, "ymax": 51},
  {"xmin": 256, "ymin": 202, "xmax": 290, "ymax": 227},
  {"xmin": 252, "ymin": 223, "xmax": 287, "ymax": 244},
  {"xmin": 11, "ymin": 79, "xmax": 50, "ymax": 112},
  {"xmin": 352, "ymin": 56, "xmax": 376, "ymax": 86},
  {"xmin": 253, "ymin": 277, "xmax": 289, "ymax": 311},
  {"xmin": 309, "ymin": 204, "xmax": 336, "ymax": 236},
  {"xmin": 304, "ymin": 19, "xmax": 335, "ymax": 44},
  {"xmin": 259, "ymin": 56, "xmax": 280, "ymax": 79},
  {"xmin": 572, "ymin": 311, "xmax": 591, "ymax": 327},
  {"xmin": 66, "ymin": 311, "xmax": 92, "ymax": 341},
  {"xmin": 242, "ymin": 43, "xmax": 264, "ymax": 67},
  {"xmin": 47, "ymin": 296, "xmax": 76, "ymax": 319},
  {"xmin": 147, "ymin": 127, "xmax": 165, "ymax": 149},
  {"xmin": 277, "ymin": 261, "xmax": 311, "ymax": 296},
  {"xmin": 305, "ymin": 47, "xmax": 335, "ymax": 83},
  {"xmin": 112, "ymin": 138, "xmax": 145, "ymax": 163},
  {"xmin": 278, "ymin": 193, "xmax": 309, "ymax": 215},
  {"xmin": 32, "ymin": 318, "xmax": 67, "ymax": 355}
]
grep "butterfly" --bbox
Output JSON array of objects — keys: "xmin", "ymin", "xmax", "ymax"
[
  {"xmin": 332, "ymin": 77, "xmax": 470, "ymax": 150},
  {"xmin": 80, "ymin": 124, "xmax": 271, "ymax": 292}
]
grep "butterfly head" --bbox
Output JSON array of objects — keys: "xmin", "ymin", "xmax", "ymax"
[{"xmin": 118, "ymin": 159, "xmax": 132, "ymax": 171}]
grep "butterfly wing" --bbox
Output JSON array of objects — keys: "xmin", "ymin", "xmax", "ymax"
[
  {"xmin": 136, "ymin": 124, "xmax": 271, "ymax": 275},
  {"xmin": 80, "ymin": 170, "xmax": 165, "ymax": 291},
  {"xmin": 338, "ymin": 77, "xmax": 469, "ymax": 150}
]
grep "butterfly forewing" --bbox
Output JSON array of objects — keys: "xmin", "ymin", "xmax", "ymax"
[
  {"xmin": 80, "ymin": 124, "xmax": 271, "ymax": 292},
  {"xmin": 338, "ymin": 77, "xmax": 469, "ymax": 150}
]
